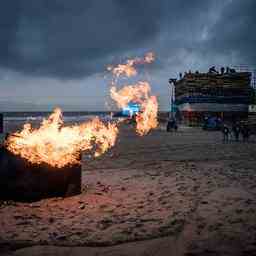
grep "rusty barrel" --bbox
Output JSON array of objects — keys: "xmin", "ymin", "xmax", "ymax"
[{"xmin": 0, "ymin": 147, "xmax": 81, "ymax": 202}]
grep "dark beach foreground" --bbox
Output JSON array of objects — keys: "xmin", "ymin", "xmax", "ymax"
[{"xmin": 1, "ymin": 123, "xmax": 256, "ymax": 256}]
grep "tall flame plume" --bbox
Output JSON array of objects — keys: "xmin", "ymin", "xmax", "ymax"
[
  {"xmin": 107, "ymin": 52, "xmax": 155, "ymax": 78},
  {"xmin": 109, "ymin": 52, "xmax": 158, "ymax": 135}
]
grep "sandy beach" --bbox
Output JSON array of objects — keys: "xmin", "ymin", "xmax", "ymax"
[{"xmin": 1, "ymin": 124, "xmax": 256, "ymax": 256}]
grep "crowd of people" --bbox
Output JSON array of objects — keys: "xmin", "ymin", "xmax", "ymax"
[
  {"xmin": 222, "ymin": 122, "xmax": 250, "ymax": 143},
  {"xmin": 166, "ymin": 115, "xmax": 252, "ymax": 144}
]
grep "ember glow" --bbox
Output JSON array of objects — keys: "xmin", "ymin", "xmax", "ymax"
[
  {"xmin": 6, "ymin": 108, "xmax": 118, "ymax": 168},
  {"xmin": 109, "ymin": 52, "xmax": 158, "ymax": 135}
]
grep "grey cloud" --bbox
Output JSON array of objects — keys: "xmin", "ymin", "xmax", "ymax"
[
  {"xmin": 206, "ymin": 0, "xmax": 256, "ymax": 65},
  {"xmin": 0, "ymin": 0, "xmax": 255, "ymax": 80},
  {"xmin": 1, "ymin": 0, "xmax": 163, "ymax": 78}
]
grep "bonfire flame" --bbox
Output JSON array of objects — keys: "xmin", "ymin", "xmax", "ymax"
[
  {"xmin": 136, "ymin": 95, "xmax": 158, "ymax": 136},
  {"xmin": 110, "ymin": 81, "xmax": 151, "ymax": 109},
  {"xmin": 110, "ymin": 82, "xmax": 158, "ymax": 135},
  {"xmin": 107, "ymin": 52, "xmax": 155, "ymax": 78},
  {"xmin": 109, "ymin": 52, "xmax": 158, "ymax": 135},
  {"xmin": 6, "ymin": 52, "xmax": 157, "ymax": 167},
  {"xmin": 6, "ymin": 108, "xmax": 118, "ymax": 168}
]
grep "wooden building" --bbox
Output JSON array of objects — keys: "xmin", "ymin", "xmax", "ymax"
[{"xmin": 172, "ymin": 70, "xmax": 254, "ymax": 125}]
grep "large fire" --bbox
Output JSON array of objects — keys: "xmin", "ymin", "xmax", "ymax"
[
  {"xmin": 6, "ymin": 108, "xmax": 118, "ymax": 168},
  {"xmin": 109, "ymin": 52, "xmax": 158, "ymax": 135},
  {"xmin": 6, "ymin": 52, "xmax": 158, "ymax": 167}
]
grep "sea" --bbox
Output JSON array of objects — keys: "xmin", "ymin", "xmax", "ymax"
[{"xmin": 1, "ymin": 111, "xmax": 116, "ymax": 133}]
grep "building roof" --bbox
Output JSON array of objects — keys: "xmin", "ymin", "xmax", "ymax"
[{"xmin": 174, "ymin": 71, "xmax": 252, "ymax": 97}]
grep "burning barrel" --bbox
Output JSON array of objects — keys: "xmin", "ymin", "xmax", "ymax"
[
  {"xmin": 0, "ymin": 146, "xmax": 81, "ymax": 202},
  {"xmin": 0, "ymin": 108, "xmax": 118, "ymax": 201}
]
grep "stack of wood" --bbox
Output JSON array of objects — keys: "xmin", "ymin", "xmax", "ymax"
[{"xmin": 175, "ymin": 72, "xmax": 252, "ymax": 97}]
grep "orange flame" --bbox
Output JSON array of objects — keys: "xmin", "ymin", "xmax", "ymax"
[
  {"xmin": 6, "ymin": 108, "xmax": 118, "ymax": 168},
  {"xmin": 144, "ymin": 52, "xmax": 155, "ymax": 63},
  {"xmin": 110, "ymin": 82, "xmax": 158, "ymax": 135},
  {"xmin": 6, "ymin": 52, "xmax": 157, "ymax": 167},
  {"xmin": 109, "ymin": 52, "xmax": 158, "ymax": 135},
  {"xmin": 135, "ymin": 95, "xmax": 158, "ymax": 135},
  {"xmin": 110, "ymin": 81, "xmax": 151, "ymax": 109},
  {"xmin": 107, "ymin": 52, "xmax": 155, "ymax": 78}
]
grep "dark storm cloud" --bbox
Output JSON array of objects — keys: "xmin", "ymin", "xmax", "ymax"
[
  {"xmin": 0, "ymin": 0, "xmax": 163, "ymax": 78},
  {"xmin": 206, "ymin": 0, "xmax": 256, "ymax": 65},
  {"xmin": 145, "ymin": 0, "xmax": 256, "ymax": 74},
  {"xmin": 0, "ymin": 0, "xmax": 255, "ymax": 79},
  {"xmin": 0, "ymin": 1, "xmax": 21, "ymax": 65}
]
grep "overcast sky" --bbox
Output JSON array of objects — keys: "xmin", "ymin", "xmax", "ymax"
[{"xmin": 0, "ymin": 0, "xmax": 255, "ymax": 111}]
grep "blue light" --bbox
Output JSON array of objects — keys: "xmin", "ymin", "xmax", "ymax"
[{"xmin": 122, "ymin": 102, "xmax": 140, "ymax": 117}]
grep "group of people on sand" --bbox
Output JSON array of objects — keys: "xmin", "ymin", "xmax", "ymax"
[{"xmin": 222, "ymin": 121, "xmax": 250, "ymax": 143}]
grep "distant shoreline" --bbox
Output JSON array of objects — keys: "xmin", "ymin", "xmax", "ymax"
[
  {"xmin": 2, "ymin": 111, "xmax": 112, "ymax": 118},
  {"xmin": 1, "ymin": 111, "xmax": 168, "ymax": 118}
]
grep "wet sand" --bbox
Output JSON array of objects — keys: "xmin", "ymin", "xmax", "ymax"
[{"xmin": 1, "ymin": 124, "xmax": 256, "ymax": 255}]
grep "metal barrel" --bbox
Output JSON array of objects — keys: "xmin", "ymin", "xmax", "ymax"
[{"xmin": 0, "ymin": 147, "xmax": 82, "ymax": 202}]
